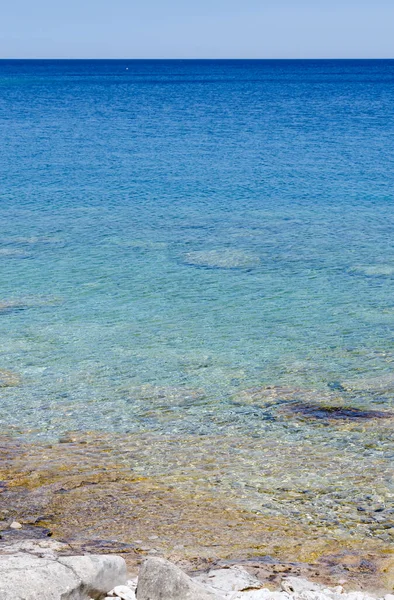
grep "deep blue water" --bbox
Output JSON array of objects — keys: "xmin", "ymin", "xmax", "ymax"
[{"xmin": 1, "ymin": 60, "xmax": 394, "ymax": 438}]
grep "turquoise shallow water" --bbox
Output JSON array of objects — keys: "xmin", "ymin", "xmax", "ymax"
[{"xmin": 1, "ymin": 60, "xmax": 394, "ymax": 440}]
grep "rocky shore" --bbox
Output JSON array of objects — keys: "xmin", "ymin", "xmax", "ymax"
[
  {"xmin": 1, "ymin": 424, "xmax": 394, "ymax": 597},
  {"xmin": 1, "ymin": 429, "xmax": 394, "ymax": 596},
  {"xmin": 1, "ymin": 536, "xmax": 393, "ymax": 600}
]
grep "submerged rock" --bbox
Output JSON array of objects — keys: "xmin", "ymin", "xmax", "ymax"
[
  {"xmin": 232, "ymin": 385, "xmax": 393, "ymax": 425},
  {"xmin": 233, "ymin": 386, "xmax": 338, "ymax": 407},
  {"xmin": 0, "ymin": 248, "xmax": 30, "ymax": 258},
  {"xmin": 0, "ymin": 300, "xmax": 28, "ymax": 314},
  {"xmin": 183, "ymin": 249, "xmax": 260, "ymax": 269},
  {"xmin": 340, "ymin": 373, "xmax": 394, "ymax": 394},
  {"xmin": 0, "ymin": 370, "xmax": 21, "ymax": 387},
  {"xmin": 279, "ymin": 402, "xmax": 392, "ymax": 422},
  {"xmin": 0, "ymin": 296, "xmax": 61, "ymax": 314},
  {"xmin": 126, "ymin": 384, "xmax": 206, "ymax": 407},
  {"xmin": 351, "ymin": 265, "xmax": 394, "ymax": 277}
]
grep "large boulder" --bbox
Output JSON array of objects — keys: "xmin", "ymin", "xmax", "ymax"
[
  {"xmin": 0, "ymin": 552, "xmax": 127, "ymax": 600},
  {"xmin": 136, "ymin": 557, "xmax": 224, "ymax": 600}
]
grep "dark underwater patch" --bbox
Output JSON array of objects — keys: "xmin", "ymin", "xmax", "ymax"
[{"xmin": 283, "ymin": 402, "xmax": 391, "ymax": 421}]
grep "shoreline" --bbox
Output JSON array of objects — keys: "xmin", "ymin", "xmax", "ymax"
[
  {"xmin": 1, "ymin": 432, "xmax": 393, "ymax": 593},
  {"xmin": 0, "ymin": 535, "xmax": 393, "ymax": 599}
]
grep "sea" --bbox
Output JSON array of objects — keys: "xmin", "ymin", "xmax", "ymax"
[{"xmin": 0, "ymin": 60, "xmax": 393, "ymax": 554}]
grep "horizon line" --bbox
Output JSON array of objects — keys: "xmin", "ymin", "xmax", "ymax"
[{"xmin": 1, "ymin": 57, "xmax": 394, "ymax": 61}]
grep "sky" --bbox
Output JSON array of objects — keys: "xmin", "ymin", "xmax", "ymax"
[{"xmin": 1, "ymin": 0, "xmax": 393, "ymax": 59}]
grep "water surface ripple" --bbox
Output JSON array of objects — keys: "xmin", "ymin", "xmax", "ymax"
[{"xmin": 0, "ymin": 60, "xmax": 393, "ymax": 555}]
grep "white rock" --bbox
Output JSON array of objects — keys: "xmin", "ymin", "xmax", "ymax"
[
  {"xmin": 109, "ymin": 584, "xmax": 136, "ymax": 600},
  {"xmin": 384, "ymin": 595, "xmax": 394, "ymax": 600},
  {"xmin": 127, "ymin": 578, "xmax": 138, "ymax": 590},
  {"xmin": 281, "ymin": 578, "xmax": 325, "ymax": 594},
  {"xmin": 9, "ymin": 521, "xmax": 22, "ymax": 529},
  {"xmin": 194, "ymin": 566, "xmax": 262, "ymax": 592},
  {"xmin": 295, "ymin": 591, "xmax": 333, "ymax": 600},
  {"xmin": 227, "ymin": 591, "xmax": 288, "ymax": 600},
  {"xmin": 0, "ymin": 553, "xmax": 127, "ymax": 600},
  {"xmin": 0, "ymin": 554, "xmax": 80, "ymax": 600},
  {"xmin": 345, "ymin": 593, "xmax": 376, "ymax": 600},
  {"xmin": 136, "ymin": 557, "xmax": 225, "ymax": 600},
  {"xmin": 59, "ymin": 555, "xmax": 127, "ymax": 596}
]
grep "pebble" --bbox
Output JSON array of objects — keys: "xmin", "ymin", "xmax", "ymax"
[{"xmin": 10, "ymin": 521, "xmax": 22, "ymax": 529}]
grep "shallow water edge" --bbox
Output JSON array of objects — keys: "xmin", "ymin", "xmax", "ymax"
[{"xmin": 1, "ymin": 431, "xmax": 393, "ymax": 592}]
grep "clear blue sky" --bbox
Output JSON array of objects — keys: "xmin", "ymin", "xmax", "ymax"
[{"xmin": 1, "ymin": 0, "xmax": 393, "ymax": 59}]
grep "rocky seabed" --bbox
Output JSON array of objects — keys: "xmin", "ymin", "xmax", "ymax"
[{"xmin": 0, "ymin": 540, "xmax": 393, "ymax": 600}]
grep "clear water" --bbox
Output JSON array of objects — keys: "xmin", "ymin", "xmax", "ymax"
[{"xmin": 1, "ymin": 59, "xmax": 394, "ymax": 439}]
